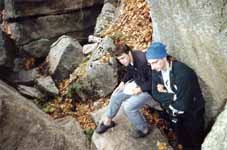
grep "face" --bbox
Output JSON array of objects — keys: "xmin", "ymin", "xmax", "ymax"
[
  {"xmin": 117, "ymin": 53, "xmax": 131, "ymax": 66},
  {"xmin": 147, "ymin": 58, "xmax": 167, "ymax": 72}
]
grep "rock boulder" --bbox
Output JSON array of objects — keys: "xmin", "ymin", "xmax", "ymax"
[
  {"xmin": 148, "ymin": 0, "xmax": 227, "ymax": 123},
  {"xmin": 67, "ymin": 37, "xmax": 118, "ymax": 101},
  {"xmin": 91, "ymin": 107, "xmax": 173, "ymax": 150},
  {"xmin": 48, "ymin": 35, "xmax": 84, "ymax": 81},
  {"xmin": 202, "ymin": 102, "xmax": 227, "ymax": 150},
  {"xmin": 0, "ymin": 80, "xmax": 89, "ymax": 150}
]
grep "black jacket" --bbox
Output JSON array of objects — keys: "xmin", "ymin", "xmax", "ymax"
[
  {"xmin": 122, "ymin": 51, "xmax": 152, "ymax": 92},
  {"xmin": 151, "ymin": 60, "xmax": 205, "ymax": 114}
]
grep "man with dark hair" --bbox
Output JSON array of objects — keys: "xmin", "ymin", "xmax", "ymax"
[
  {"xmin": 146, "ymin": 42, "xmax": 205, "ymax": 149},
  {"xmin": 96, "ymin": 43, "xmax": 161, "ymax": 138}
]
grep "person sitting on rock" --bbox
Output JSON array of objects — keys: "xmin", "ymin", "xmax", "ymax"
[
  {"xmin": 146, "ymin": 42, "xmax": 205, "ymax": 149},
  {"xmin": 96, "ymin": 43, "xmax": 161, "ymax": 138}
]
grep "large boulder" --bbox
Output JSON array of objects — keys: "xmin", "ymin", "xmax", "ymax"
[
  {"xmin": 91, "ymin": 107, "xmax": 173, "ymax": 150},
  {"xmin": 7, "ymin": 6, "xmax": 101, "ymax": 58},
  {"xmin": 36, "ymin": 76, "xmax": 59, "ymax": 96},
  {"xmin": 17, "ymin": 84, "xmax": 44, "ymax": 99},
  {"xmin": 48, "ymin": 35, "xmax": 84, "ymax": 81},
  {"xmin": 67, "ymin": 37, "xmax": 118, "ymax": 101},
  {"xmin": 94, "ymin": 2, "xmax": 116, "ymax": 36},
  {"xmin": 148, "ymin": 0, "xmax": 227, "ymax": 123},
  {"xmin": 0, "ymin": 80, "xmax": 89, "ymax": 150},
  {"xmin": 202, "ymin": 103, "xmax": 227, "ymax": 150},
  {"xmin": 4, "ymin": 0, "xmax": 104, "ymax": 19},
  {"xmin": 3, "ymin": 0, "xmax": 104, "ymax": 58}
]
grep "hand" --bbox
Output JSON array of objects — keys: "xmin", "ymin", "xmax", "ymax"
[
  {"xmin": 131, "ymin": 87, "xmax": 142, "ymax": 95},
  {"xmin": 157, "ymin": 84, "xmax": 167, "ymax": 93}
]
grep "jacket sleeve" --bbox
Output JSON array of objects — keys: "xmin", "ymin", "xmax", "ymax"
[
  {"xmin": 151, "ymin": 72, "xmax": 174, "ymax": 108},
  {"xmin": 139, "ymin": 66, "xmax": 153, "ymax": 92},
  {"xmin": 121, "ymin": 69, "xmax": 132, "ymax": 83},
  {"xmin": 170, "ymin": 72, "xmax": 194, "ymax": 112}
]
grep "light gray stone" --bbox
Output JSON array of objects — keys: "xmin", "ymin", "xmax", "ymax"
[
  {"xmin": 94, "ymin": 2, "xmax": 116, "ymax": 35},
  {"xmin": 91, "ymin": 107, "xmax": 173, "ymax": 150},
  {"xmin": 36, "ymin": 76, "xmax": 59, "ymax": 96},
  {"xmin": 202, "ymin": 103, "xmax": 227, "ymax": 150},
  {"xmin": 48, "ymin": 35, "xmax": 84, "ymax": 80},
  {"xmin": 17, "ymin": 85, "xmax": 44, "ymax": 99},
  {"xmin": 148, "ymin": 0, "xmax": 227, "ymax": 123},
  {"xmin": 0, "ymin": 79, "xmax": 89, "ymax": 150},
  {"xmin": 90, "ymin": 37, "xmax": 116, "ymax": 61},
  {"xmin": 55, "ymin": 116, "xmax": 89, "ymax": 148},
  {"xmin": 88, "ymin": 35, "xmax": 103, "ymax": 43},
  {"xmin": 83, "ymin": 43, "xmax": 99, "ymax": 55},
  {"xmin": 67, "ymin": 37, "xmax": 118, "ymax": 101}
]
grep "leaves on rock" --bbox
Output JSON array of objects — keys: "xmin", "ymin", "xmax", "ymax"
[{"xmin": 101, "ymin": 0, "xmax": 152, "ymax": 50}]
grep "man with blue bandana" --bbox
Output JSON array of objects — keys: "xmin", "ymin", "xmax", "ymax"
[{"xmin": 146, "ymin": 42, "xmax": 205, "ymax": 149}]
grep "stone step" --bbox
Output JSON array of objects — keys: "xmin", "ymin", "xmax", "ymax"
[{"xmin": 91, "ymin": 107, "xmax": 173, "ymax": 150}]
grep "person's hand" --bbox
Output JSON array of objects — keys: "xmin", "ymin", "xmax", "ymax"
[
  {"xmin": 131, "ymin": 87, "xmax": 142, "ymax": 95},
  {"xmin": 157, "ymin": 84, "xmax": 167, "ymax": 93}
]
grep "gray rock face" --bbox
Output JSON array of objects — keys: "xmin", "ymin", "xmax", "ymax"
[
  {"xmin": 148, "ymin": 0, "xmax": 227, "ymax": 122},
  {"xmin": 9, "ymin": 68, "xmax": 39, "ymax": 84},
  {"xmin": 94, "ymin": 2, "xmax": 116, "ymax": 35},
  {"xmin": 48, "ymin": 35, "xmax": 84, "ymax": 80},
  {"xmin": 36, "ymin": 76, "xmax": 59, "ymax": 96},
  {"xmin": 0, "ymin": 29, "xmax": 7, "ymax": 66},
  {"xmin": 17, "ymin": 85, "xmax": 44, "ymax": 99},
  {"xmin": 91, "ymin": 107, "xmax": 173, "ymax": 150},
  {"xmin": 4, "ymin": 0, "xmax": 104, "ymax": 19},
  {"xmin": 4, "ymin": 1, "xmax": 103, "ymax": 58},
  {"xmin": 82, "ymin": 43, "xmax": 99, "ymax": 55},
  {"xmin": 202, "ymin": 103, "xmax": 227, "ymax": 150},
  {"xmin": 22, "ymin": 38, "xmax": 51, "ymax": 58},
  {"xmin": 9, "ymin": 7, "xmax": 100, "ymax": 46},
  {"xmin": 0, "ymin": 80, "xmax": 89, "ymax": 150},
  {"xmin": 0, "ymin": 99, "xmax": 2, "ymax": 120},
  {"xmin": 0, "ymin": 28, "xmax": 15, "ymax": 68},
  {"xmin": 68, "ymin": 37, "xmax": 118, "ymax": 101}
]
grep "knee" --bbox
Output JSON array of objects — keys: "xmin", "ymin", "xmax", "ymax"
[
  {"xmin": 123, "ymin": 101, "xmax": 136, "ymax": 113},
  {"xmin": 109, "ymin": 95, "xmax": 122, "ymax": 106}
]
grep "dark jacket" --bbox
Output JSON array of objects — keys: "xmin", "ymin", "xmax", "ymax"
[
  {"xmin": 151, "ymin": 59, "xmax": 205, "ymax": 114},
  {"xmin": 122, "ymin": 51, "xmax": 152, "ymax": 92}
]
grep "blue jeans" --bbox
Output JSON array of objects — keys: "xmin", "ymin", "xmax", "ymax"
[{"xmin": 105, "ymin": 87, "xmax": 160, "ymax": 131}]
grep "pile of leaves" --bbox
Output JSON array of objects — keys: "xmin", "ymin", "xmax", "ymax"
[
  {"xmin": 43, "ymin": 97, "xmax": 109, "ymax": 130},
  {"xmin": 102, "ymin": 0, "xmax": 152, "ymax": 50}
]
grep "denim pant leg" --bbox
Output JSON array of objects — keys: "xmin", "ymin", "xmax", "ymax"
[
  {"xmin": 123, "ymin": 92, "xmax": 151, "ymax": 131},
  {"xmin": 105, "ymin": 89, "xmax": 130, "ymax": 119}
]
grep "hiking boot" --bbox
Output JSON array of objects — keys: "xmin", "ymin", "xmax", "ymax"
[
  {"xmin": 96, "ymin": 121, "xmax": 116, "ymax": 134},
  {"xmin": 131, "ymin": 129, "xmax": 150, "ymax": 138}
]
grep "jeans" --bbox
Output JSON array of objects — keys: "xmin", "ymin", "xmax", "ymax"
[{"xmin": 105, "ymin": 86, "xmax": 160, "ymax": 132}]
